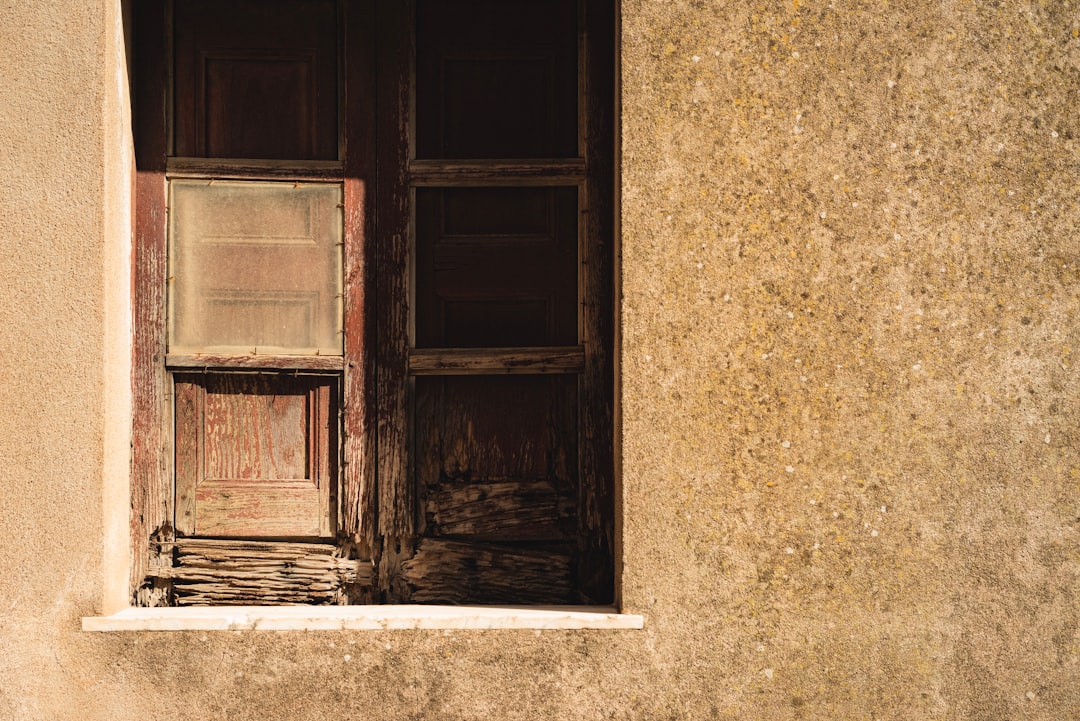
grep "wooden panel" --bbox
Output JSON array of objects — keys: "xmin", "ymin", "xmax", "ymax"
[
  {"xmin": 174, "ymin": 374, "xmax": 336, "ymax": 538},
  {"xmin": 154, "ymin": 538, "xmax": 372, "ymax": 605},
  {"xmin": 173, "ymin": 0, "xmax": 338, "ymax": 160},
  {"xmin": 409, "ymin": 346, "xmax": 585, "ymax": 375},
  {"xmin": 415, "ymin": 187, "xmax": 578, "ymax": 348},
  {"xmin": 375, "ymin": 0, "xmax": 414, "ymax": 550},
  {"xmin": 195, "ymin": 480, "xmax": 323, "ymax": 537},
  {"xmin": 425, "ymin": 480, "xmax": 573, "ymax": 542},
  {"xmin": 414, "ymin": 375, "xmax": 577, "ymax": 487},
  {"xmin": 415, "ymin": 0, "xmax": 578, "ymax": 159},
  {"xmin": 403, "ymin": 538, "xmax": 574, "ymax": 604}
]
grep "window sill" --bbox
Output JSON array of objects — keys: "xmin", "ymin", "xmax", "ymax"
[{"xmin": 82, "ymin": 605, "xmax": 644, "ymax": 632}]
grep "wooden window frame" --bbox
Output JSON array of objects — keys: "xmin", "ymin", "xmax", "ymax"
[{"xmin": 131, "ymin": 0, "xmax": 615, "ymax": 606}]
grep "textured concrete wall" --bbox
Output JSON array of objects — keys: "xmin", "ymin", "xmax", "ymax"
[{"xmin": 1, "ymin": 0, "xmax": 1077, "ymax": 719}]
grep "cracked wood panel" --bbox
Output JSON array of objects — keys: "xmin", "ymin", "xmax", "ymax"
[
  {"xmin": 154, "ymin": 538, "xmax": 371, "ymax": 605},
  {"xmin": 402, "ymin": 538, "xmax": 574, "ymax": 604}
]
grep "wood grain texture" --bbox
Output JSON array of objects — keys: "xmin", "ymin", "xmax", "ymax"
[
  {"xmin": 425, "ymin": 480, "xmax": 572, "ymax": 541},
  {"xmin": 166, "ymin": 157, "xmax": 344, "ymax": 181},
  {"xmin": 166, "ymin": 354, "xmax": 344, "ymax": 371},
  {"xmin": 375, "ymin": 0, "xmax": 414, "ymax": 548},
  {"xmin": 154, "ymin": 538, "xmax": 372, "ymax": 605},
  {"xmin": 409, "ymin": 346, "xmax": 585, "ymax": 375},
  {"xmin": 341, "ymin": 0, "xmax": 378, "ymax": 548},
  {"xmin": 131, "ymin": 0, "xmax": 170, "ymax": 597},
  {"xmin": 173, "ymin": 374, "xmax": 336, "ymax": 538},
  {"xmin": 402, "ymin": 538, "xmax": 574, "ymax": 604}
]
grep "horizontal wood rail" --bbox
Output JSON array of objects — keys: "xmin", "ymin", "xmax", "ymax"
[
  {"xmin": 166, "ymin": 353, "xmax": 345, "ymax": 372},
  {"xmin": 409, "ymin": 158, "xmax": 586, "ymax": 186},
  {"xmin": 408, "ymin": 346, "xmax": 585, "ymax": 375},
  {"xmin": 166, "ymin": 157, "xmax": 345, "ymax": 181}
]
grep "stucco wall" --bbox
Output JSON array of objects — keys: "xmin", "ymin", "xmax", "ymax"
[{"xmin": 1, "ymin": 0, "xmax": 1078, "ymax": 719}]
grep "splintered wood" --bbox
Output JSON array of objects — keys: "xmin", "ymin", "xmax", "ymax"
[
  {"xmin": 151, "ymin": 539, "xmax": 371, "ymax": 605},
  {"xmin": 403, "ymin": 538, "xmax": 574, "ymax": 604}
]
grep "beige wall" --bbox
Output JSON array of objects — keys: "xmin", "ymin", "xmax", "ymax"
[{"xmin": 1, "ymin": 0, "xmax": 1078, "ymax": 718}]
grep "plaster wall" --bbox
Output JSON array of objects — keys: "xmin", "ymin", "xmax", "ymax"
[{"xmin": 0, "ymin": 0, "xmax": 1077, "ymax": 719}]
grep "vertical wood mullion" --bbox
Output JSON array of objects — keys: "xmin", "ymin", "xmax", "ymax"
[
  {"xmin": 376, "ymin": 0, "xmax": 416, "ymax": 600},
  {"xmin": 578, "ymin": 0, "xmax": 616, "ymax": 604},
  {"xmin": 132, "ymin": 0, "xmax": 171, "ymax": 598},
  {"xmin": 342, "ymin": 0, "xmax": 378, "ymax": 553}
]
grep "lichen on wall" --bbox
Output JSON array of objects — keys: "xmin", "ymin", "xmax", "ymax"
[{"xmin": 0, "ymin": 0, "xmax": 1078, "ymax": 719}]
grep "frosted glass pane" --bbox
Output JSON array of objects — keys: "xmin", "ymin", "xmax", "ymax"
[{"xmin": 168, "ymin": 180, "xmax": 343, "ymax": 355}]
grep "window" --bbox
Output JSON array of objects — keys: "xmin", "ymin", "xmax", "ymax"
[{"xmin": 132, "ymin": 0, "xmax": 615, "ymax": 606}]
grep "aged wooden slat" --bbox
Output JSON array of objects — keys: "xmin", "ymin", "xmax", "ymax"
[
  {"xmin": 375, "ymin": 0, "xmax": 414, "ymax": 551},
  {"xmin": 409, "ymin": 159, "xmax": 586, "ymax": 186},
  {"xmin": 166, "ymin": 354, "xmax": 344, "ymax": 371},
  {"xmin": 402, "ymin": 539, "xmax": 575, "ymax": 604},
  {"xmin": 131, "ymin": 0, "xmax": 170, "ymax": 599},
  {"xmin": 166, "ymin": 157, "xmax": 344, "ymax": 181},
  {"xmin": 577, "ymin": 0, "xmax": 617, "ymax": 605},
  {"xmin": 154, "ymin": 538, "xmax": 373, "ymax": 606},
  {"xmin": 173, "ymin": 380, "xmax": 200, "ymax": 536},
  {"xmin": 341, "ymin": 0, "xmax": 378, "ymax": 550},
  {"xmin": 408, "ymin": 346, "xmax": 585, "ymax": 375},
  {"xmin": 425, "ymin": 480, "xmax": 573, "ymax": 542}
]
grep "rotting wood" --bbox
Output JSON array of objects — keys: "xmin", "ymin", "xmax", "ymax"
[
  {"xmin": 409, "ymin": 158, "xmax": 586, "ymax": 186},
  {"xmin": 409, "ymin": 346, "xmax": 585, "ymax": 375},
  {"xmin": 166, "ymin": 353, "xmax": 344, "ymax": 371},
  {"xmin": 402, "ymin": 538, "xmax": 575, "ymax": 604},
  {"xmin": 152, "ymin": 538, "xmax": 373, "ymax": 605},
  {"xmin": 425, "ymin": 480, "xmax": 573, "ymax": 542}
]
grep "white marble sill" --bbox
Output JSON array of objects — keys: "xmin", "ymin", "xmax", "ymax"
[{"xmin": 82, "ymin": 605, "xmax": 645, "ymax": 632}]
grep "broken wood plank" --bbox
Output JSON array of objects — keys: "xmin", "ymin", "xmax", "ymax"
[
  {"xmin": 402, "ymin": 538, "xmax": 575, "ymax": 604},
  {"xmin": 152, "ymin": 538, "xmax": 373, "ymax": 605},
  {"xmin": 425, "ymin": 480, "xmax": 573, "ymax": 541}
]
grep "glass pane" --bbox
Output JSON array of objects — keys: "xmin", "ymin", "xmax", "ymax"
[{"xmin": 168, "ymin": 180, "xmax": 343, "ymax": 355}]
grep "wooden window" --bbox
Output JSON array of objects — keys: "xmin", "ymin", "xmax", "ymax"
[{"xmin": 133, "ymin": 0, "xmax": 615, "ymax": 606}]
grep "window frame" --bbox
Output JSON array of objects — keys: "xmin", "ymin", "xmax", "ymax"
[{"xmin": 130, "ymin": 0, "xmax": 616, "ymax": 607}]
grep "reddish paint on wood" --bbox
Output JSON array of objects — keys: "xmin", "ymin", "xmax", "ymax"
[
  {"xmin": 166, "ymin": 354, "xmax": 344, "ymax": 371},
  {"xmin": 174, "ymin": 374, "xmax": 336, "ymax": 538},
  {"xmin": 131, "ymin": 0, "xmax": 170, "ymax": 597}
]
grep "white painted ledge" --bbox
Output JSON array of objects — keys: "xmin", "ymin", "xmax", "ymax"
[{"xmin": 82, "ymin": 605, "xmax": 644, "ymax": 632}]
